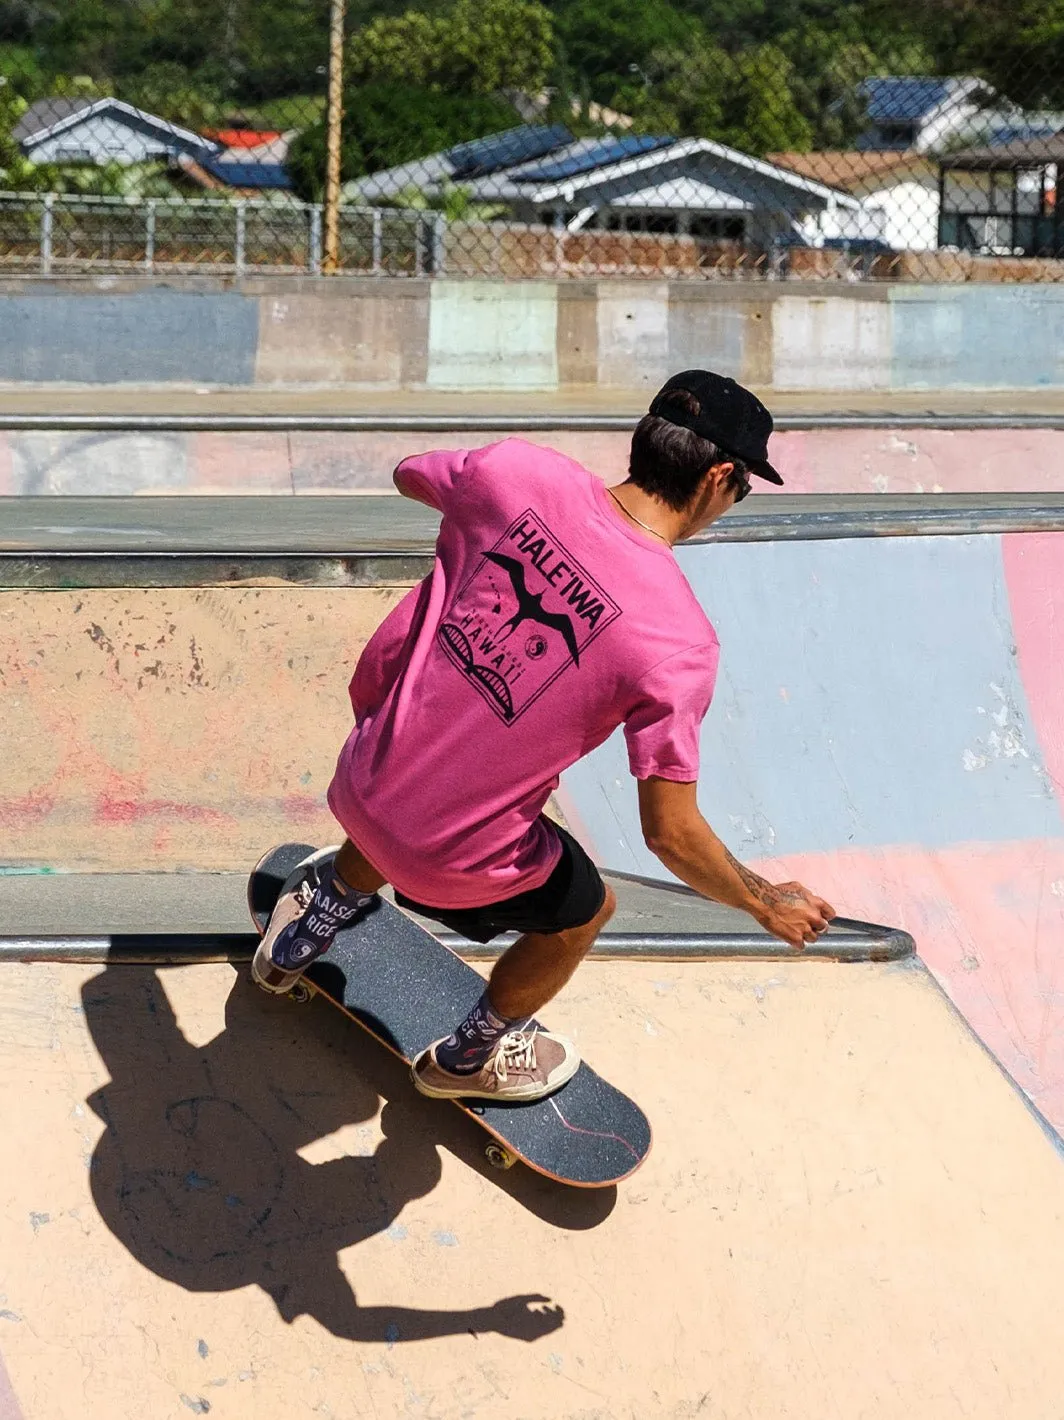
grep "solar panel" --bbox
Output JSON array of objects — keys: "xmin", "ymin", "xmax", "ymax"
[
  {"xmin": 861, "ymin": 78, "xmax": 952, "ymax": 123},
  {"xmin": 201, "ymin": 158, "xmax": 293, "ymax": 190},
  {"xmin": 512, "ymin": 134, "xmax": 675, "ymax": 182},
  {"xmin": 447, "ymin": 124, "xmax": 571, "ymax": 180}
]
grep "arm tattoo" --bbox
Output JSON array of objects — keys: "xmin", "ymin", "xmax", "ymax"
[{"xmin": 723, "ymin": 847, "xmax": 777, "ymax": 908}]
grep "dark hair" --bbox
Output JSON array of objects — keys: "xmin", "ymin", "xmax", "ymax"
[{"xmin": 628, "ymin": 389, "xmax": 749, "ymax": 511}]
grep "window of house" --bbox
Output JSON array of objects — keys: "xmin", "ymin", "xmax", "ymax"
[
  {"xmin": 689, "ymin": 215, "xmax": 745, "ymax": 241},
  {"xmin": 876, "ymin": 123, "xmax": 917, "ymax": 147}
]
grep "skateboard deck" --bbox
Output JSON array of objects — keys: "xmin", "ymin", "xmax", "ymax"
[{"xmin": 248, "ymin": 842, "xmax": 652, "ymax": 1187}]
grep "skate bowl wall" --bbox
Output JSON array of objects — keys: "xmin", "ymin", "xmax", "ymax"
[
  {"xmin": 560, "ymin": 527, "xmax": 1064, "ymax": 1139},
  {"xmin": 0, "ymin": 585, "xmax": 409, "ymax": 870},
  {"xmin": 2, "ymin": 424, "xmax": 1064, "ymax": 496}
]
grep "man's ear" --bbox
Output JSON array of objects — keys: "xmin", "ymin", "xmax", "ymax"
[{"xmin": 707, "ymin": 460, "xmax": 734, "ymax": 495}]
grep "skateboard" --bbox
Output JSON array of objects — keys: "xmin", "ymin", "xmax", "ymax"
[{"xmin": 248, "ymin": 843, "xmax": 652, "ymax": 1187}]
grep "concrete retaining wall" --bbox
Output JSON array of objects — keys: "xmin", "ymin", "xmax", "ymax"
[
  {"xmin": 4, "ymin": 426, "xmax": 1062, "ymax": 496},
  {"xmin": 5, "ymin": 277, "xmax": 1064, "ymax": 392}
]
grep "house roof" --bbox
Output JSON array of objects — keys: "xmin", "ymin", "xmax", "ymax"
[
  {"xmin": 858, "ymin": 76, "xmax": 997, "ymax": 125},
  {"xmin": 768, "ymin": 150, "xmax": 933, "ymax": 191},
  {"xmin": 13, "ymin": 96, "xmax": 216, "ymax": 156},
  {"xmin": 860, "ymin": 78, "xmax": 957, "ymax": 124},
  {"xmin": 353, "ymin": 126, "xmax": 860, "ymax": 212},
  {"xmin": 199, "ymin": 156, "xmax": 293, "ymax": 190},
  {"xmin": 943, "ymin": 133, "xmax": 1064, "ymax": 168},
  {"xmin": 203, "ymin": 129, "xmax": 283, "ymax": 148},
  {"xmin": 447, "ymin": 123, "xmax": 572, "ymax": 179},
  {"xmin": 11, "ymin": 97, "xmax": 93, "ymax": 144}
]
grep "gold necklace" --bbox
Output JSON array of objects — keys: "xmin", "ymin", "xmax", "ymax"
[{"xmin": 606, "ymin": 485, "xmax": 671, "ymax": 544}]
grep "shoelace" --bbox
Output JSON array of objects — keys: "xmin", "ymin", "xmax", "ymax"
[{"xmin": 492, "ymin": 1029, "xmax": 538, "ymax": 1083}]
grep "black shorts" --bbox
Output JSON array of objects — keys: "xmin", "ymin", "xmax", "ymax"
[{"xmin": 395, "ymin": 820, "xmax": 606, "ymax": 944}]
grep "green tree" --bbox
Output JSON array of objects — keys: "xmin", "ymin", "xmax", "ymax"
[
  {"xmin": 116, "ymin": 61, "xmax": 224, "ymax": 129},
  {"xmin": 286, "ymin": 83, "xmax": 517, "ymax": 201},
  {"xmin": 552, "ymin": 0, "xmax": 698, "ymax": 107},
  {"xmin": 626, "ymin": 36, "xmax": 811, "ymax": 154},
  {"xmin": 349, "ymin": 0, "xmax": 554, "ymax": 94},
  {"xmin": 877, "ymin": 0, "xmax": 1064, "ymax": 106}
]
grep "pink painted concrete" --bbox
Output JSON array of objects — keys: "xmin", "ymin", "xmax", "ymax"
[
  {"xmin": 1003, "ymin": 532, "xmax": 1064, "ymax": 806},
  {"xmin": 191, "ymin": 431, "xmax": 293, "ymax": 493},
  {"xmin": 4, "ymin": 427, "xmax": 1064, "ymax": 495},
  {"xmin": 749, "ymin": 841, "xmax": 1064, "ymax": 1134},
  {"xmin": 764, "ymin": 428, "xmax": 1064, "ymax": 495}
]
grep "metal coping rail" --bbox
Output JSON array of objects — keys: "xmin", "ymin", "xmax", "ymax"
[
  {"xmin": 4, "ymin": 501, "xmax": 1064, "ymax": 589},
  {"xmin": 0, "ymin": 918, "xmax": 914, "ymax": 965},
  {"xmin": 1, "ymin": 413, "xmax": 1064, "ymax": 433}
]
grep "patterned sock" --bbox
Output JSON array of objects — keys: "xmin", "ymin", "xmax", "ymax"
[
  {"xmin": 435, "ymin": 990, "xmax": 525, "ymax": 1075},
  {"xmin": 271, "ymin": 865, "xmax": 378, "ymax": 971}
]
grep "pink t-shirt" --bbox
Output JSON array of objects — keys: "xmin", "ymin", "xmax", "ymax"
[{"xmin": 327, "ymin": 439, "xmax": 719, "ymax": 909}]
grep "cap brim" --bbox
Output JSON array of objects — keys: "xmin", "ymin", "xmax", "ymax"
[{"xmin": 751, "ymin": 460, "xmax": 784, "ymax": 487}]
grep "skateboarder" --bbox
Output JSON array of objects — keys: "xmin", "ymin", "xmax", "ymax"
[{"xmin": 253, "ymin": 370, "xmax": 835, "ymax": 1101}]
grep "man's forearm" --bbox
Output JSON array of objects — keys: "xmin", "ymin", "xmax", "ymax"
[{"xmin": 649, "ymin": 815, "xmax": 777, "ymax": 920}]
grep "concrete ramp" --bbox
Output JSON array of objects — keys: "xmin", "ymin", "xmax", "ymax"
[
  {"xmin": 3, "ymin": 953, "xmax": 1064, "ymax": 1419},
  {"xmin": 563, "ymin": 528, "xmax": 1064, "ymax": 1136},
  {"xmin": 3, "ymin": 500, "xmax": 1064, "ymax": 1415}
]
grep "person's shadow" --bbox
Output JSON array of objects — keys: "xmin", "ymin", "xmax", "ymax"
[{"xmin": 82, "ymin": 962, "xmax": 615, "ymax": 1345}]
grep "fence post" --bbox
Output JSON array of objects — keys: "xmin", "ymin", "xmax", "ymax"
[
  {"xmin": 145, "ymin": 200, "xmax": 156, "ymax": 273},
  {"xmin": 414, "ymin": 214, "xmax": 424, "ymax": 276},
  {"xmin": 372, "ymin": 208, "xmax": 382, "ymax": 274},
  {"xmin": 40, "ymin": 192, "xmax": 54, "ymax": 276},
  {"xmin": 431, "ymin": 211, "xmax": 445, "ymax": 275},
  {"xmin": 309, "ymin": 205, "xmax": 323, "ymax": 274},
  {"xmin": 322, "ymin": 0, "xmax": 346, "ymax": 273},
  {"xmin": 234, "ymin": 201, "xmax": 246, "ymax": 276}
]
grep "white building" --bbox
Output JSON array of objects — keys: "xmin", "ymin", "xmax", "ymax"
[
  {"xmin": 13, "ymin": 97, "xmax": 217, "ymax": 167},
  {"xmin": 770, "ymin": 151, "xmax": 940, "ymax": 251},
  {"xmin": 351, "ymin": 125, "xmax": 861, "ymax": 250}
]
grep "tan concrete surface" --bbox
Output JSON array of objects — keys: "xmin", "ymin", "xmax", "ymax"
[
  {"xmin": 1, "ymin": 956, "xmax": 1063, "ymax": 1419},
  {"xmin": 3, "ymin": 386, "xmax": 1064, "ymax": 416},
  {"xmin": 1, "ymin": 588, "xmax": 408, "ymax": 870}
]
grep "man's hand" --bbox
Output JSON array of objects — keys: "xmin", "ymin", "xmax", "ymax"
[
  {"xmin": 637, "ymin": 778, "xmax": 836, "ymax": 948},
  {"xmin": 752, "ymin": 881, "xmax": 836, "ymax": 949}
]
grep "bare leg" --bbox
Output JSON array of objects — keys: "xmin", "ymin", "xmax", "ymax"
[
  {"xmin": 334, "ymin": 837, "xmax": 387, "ymax": 896},
  {"xmin": 486, "ymin": 885, "xmax": 616, "ymax": 1021}
]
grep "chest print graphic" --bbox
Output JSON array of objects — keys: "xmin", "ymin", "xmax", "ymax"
[{"xmin": 438, "ymin": 508, "xmax": 622, "ymax": 723}]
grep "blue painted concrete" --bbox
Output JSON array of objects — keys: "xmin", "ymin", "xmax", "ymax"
[
  {"xmin": 0, "ymin": 292, "xmax": 259, "ymax": 384},
  {"xmin": 426, "ymin": 282, "xmax": 558, "ymax": 389},
  {"xmin": 563, "ymin": 533, "xmax": 1063, "ymax": 869},
  {"xmin": 891, "ymin": 285, "xmax": 1064, "ymax": 389}
]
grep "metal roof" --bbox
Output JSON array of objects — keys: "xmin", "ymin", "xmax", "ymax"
[
  {"xmin": 447, "ymin": 123, "xmax": 571, "ymax": 179},
  {"xmin": 353, "ymin": 128, "xmax": 859, "ymax": 211},
  {"xmin": 12, "ymin": 97, "xmax": 94, "ymax": 144},
  {"xmin": 511, "ymin": 134, "xmax": 674, "ymax": 181},
  {"xmin": 861, "ymin": 77, "xmax": 956, "ymax": 123},
  {"xmin": 13, "ymin": 96, "xmax": 216, "ymax": 155},
  {"xmin": 199, "ymin": 157, "xmax": 294, "ymax": 190}
]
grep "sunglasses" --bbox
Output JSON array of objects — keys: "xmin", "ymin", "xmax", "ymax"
[{"xmin": 729, "ymin": 467, "xmax": 752, "ymax": 503}]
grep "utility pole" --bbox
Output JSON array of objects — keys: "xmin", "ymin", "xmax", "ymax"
[{"xmin": 322, "ymin": 0, "xmax": 346, "ymax": 275}]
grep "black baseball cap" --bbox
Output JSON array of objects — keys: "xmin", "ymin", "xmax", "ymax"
[{"xmin": 648, "ymin": 369, "xmax": 783, "ymax": 485}]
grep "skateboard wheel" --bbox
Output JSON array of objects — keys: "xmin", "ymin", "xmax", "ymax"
[
  {"xmin": 288, "ymin": 982, "xmax": 313, "ymax": 1004},
  {"xmin": 485, "ymin": 1142, "xmax": 517, "ymax": 1171}
]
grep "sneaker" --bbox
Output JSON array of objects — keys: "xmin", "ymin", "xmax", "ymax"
[
  {"xmin": 411, "ymin": 1028, "xmax": 580, "ymax": 1102},
  {"xmin": 251, "ymin": 845, "xmax": 341, "ymax": 995}
]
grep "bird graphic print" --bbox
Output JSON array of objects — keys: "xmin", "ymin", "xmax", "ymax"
[
  {"xmin": 483, "ymin": 551, "xmax": 583, "ymax": 666},
  {"xmin": 437, "ymin": 508, "xmax": 621, "ymax": 723}
]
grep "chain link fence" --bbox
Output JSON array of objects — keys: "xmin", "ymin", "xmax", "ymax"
[{"xmin": 1, "ymin": 0, "xmax": 1062, "ymax": 282}]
